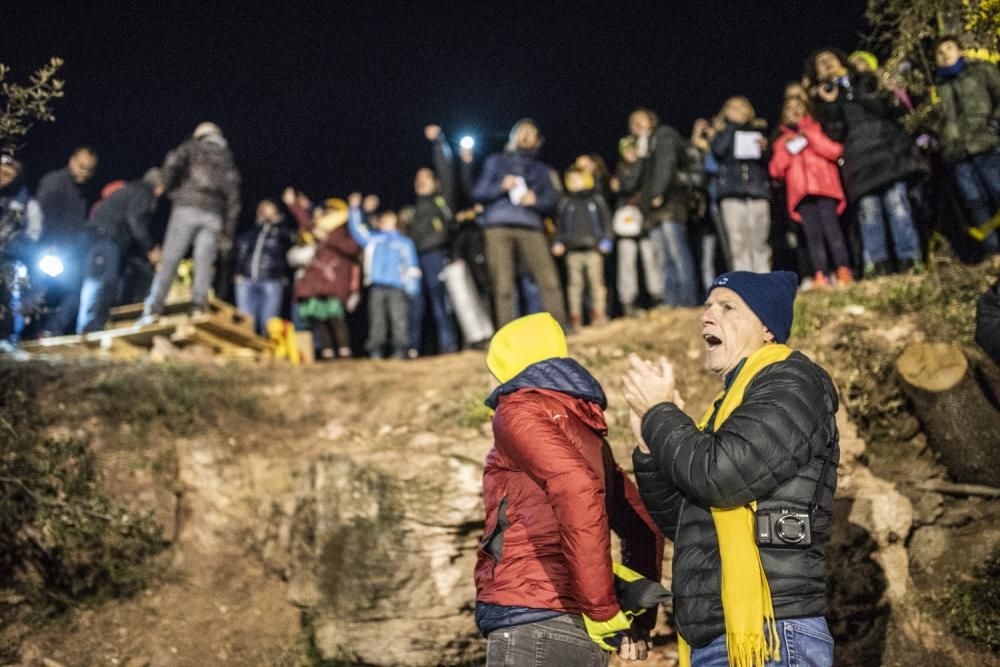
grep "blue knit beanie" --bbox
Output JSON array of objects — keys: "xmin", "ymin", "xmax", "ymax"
[{"xmin": 708, "ymin": 271, "xmax": 798, "ymax": 343}]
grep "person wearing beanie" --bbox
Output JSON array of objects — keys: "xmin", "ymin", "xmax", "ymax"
[
  {"xmin": 623, "ymin": 270, "xmax": 839, "ymax": 667},
  {"xmin": 848, "ymin": 50, "xmax": 878, "ymax": 74},
  {"xmin": 476, "ymin": 312, "xmax": 664, "ymax": 664},
  {"xmin": 76, "ymin": 168, "xmax": 166, "ymax": 333},
  {"xmin": 139, "ymin": 122, "xmax": 241, "ymax": 323}
]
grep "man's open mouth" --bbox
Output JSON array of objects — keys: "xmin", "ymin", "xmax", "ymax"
[{"xmin": 703, "ymin": 333, "xmax": 722, "ymax": 350}]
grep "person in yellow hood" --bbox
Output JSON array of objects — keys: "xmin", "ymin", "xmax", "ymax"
[{"xmin": 476, "ymin": 313, "xmax": 665, "ymax": 665}]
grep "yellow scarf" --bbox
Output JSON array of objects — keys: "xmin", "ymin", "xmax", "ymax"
[{"xmin": 678, "ymin": 343, "xmax": 792, "ymax": 667}]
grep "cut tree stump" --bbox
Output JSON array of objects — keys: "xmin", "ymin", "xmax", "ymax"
[{"xmin": 896, "ymin": 342, "xmax": 1000, "ymax": 487}]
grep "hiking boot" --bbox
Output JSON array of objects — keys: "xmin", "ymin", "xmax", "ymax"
[
  {"xmin": 813, "ymin": 271, "xmax": 830, "ymax": 288},
  {"xmin": 835, "ymin": 266, "xmax": 853, "ymax": 287}
]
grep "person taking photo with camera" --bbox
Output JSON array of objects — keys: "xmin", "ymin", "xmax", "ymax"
[
  {"xmin": 622, "ymin": 270, "xmax": 839, "ymax": 667},
  {"xmin": 808, "ymin": 48, "xmax": 925, "ymax": 276}
]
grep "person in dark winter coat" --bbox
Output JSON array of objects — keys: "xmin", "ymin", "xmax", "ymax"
[
  {"xmin": 76, "ymin": 169, "xmax": 165, "ymax": 333},
  {"xmin": 624, "ymin": 271, "xmax": 838, "ymax": 667},
  {"xmin": 711, "ymin": 97, "xmax": 773, "ymax": 274},
  {"xmin": 289, "ymin": 199, "xmax": 361, "ymax": 360},
  {"xmin": 234, "ymin": 199, "xmax": 295, "ymax": 336},
  {"xmin": 407, "ymin": 125, "xmax": 460, "ymax": 355},
  {"xmin": 809, "ymin": 48, "xmax": 925, "ymax": 274},
  {"xmin": 472, "ymin": 118, "xmax": 567, "ymax": 327},
  {"xmin": 631, "ymin": 108, "xmax": 699, "ymax": 306},
  {"xmin": 933, "ymin": 36, "xmax": 1000, "ymax": 254},
  {"xmin": 36, "ymin": 146, "xmax": 98, "ymax": 335},
  {"xmin": 0, "ymin": 153, "xmax": 43, "ymax": 344},
  {"xmin": 553, "ymin": 165, "xmax": 613, "ymax": 327},
  {"xmin": 141, "ymin": 122, "xmax": 241, "ymax": 322},
  {"xmin": 977, "ymin": 279, "xmax": 1000, "ymax": 365},
  {"xmin": 476, "ymin": 313, "xmax": 664, "ymax": 665}
]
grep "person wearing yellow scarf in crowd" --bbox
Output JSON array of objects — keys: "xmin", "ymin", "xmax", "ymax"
[{"xmin": 623, "ymin": 271, "xmax": 838, "ymax": 667}]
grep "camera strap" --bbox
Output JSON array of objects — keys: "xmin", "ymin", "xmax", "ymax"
[{"xmin": 807, "ymin": 425, "xmax": 835, "ymax": 514}]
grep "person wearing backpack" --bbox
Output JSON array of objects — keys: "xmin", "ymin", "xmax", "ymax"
[{"xmin": 553, "ymin": 165, "xmax": 613, "ymax": 328}]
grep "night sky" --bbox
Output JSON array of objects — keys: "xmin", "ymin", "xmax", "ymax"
[{"xmin": 3, "ymin": 1, "xmax": 870, "ymax": 228}]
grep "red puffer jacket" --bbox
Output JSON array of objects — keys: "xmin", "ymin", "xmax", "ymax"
[
  {"xmin": 475, "ymin": 358, "xmax": 663, "ymax": 627},
  {"xmin": 769, "ymin": 114, "xmax": 846, "ymax": 222}
]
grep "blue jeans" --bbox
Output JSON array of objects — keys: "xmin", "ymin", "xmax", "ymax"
[
  {"xmin": 690, "ymin": 617, "xmax": 834, "ymax": 667},
  {"xmin": 407, "ymin": 248, "xmax": 458, "ymax": 354},
  {"xmin": 856, "ymin": 181, "xmax": 920, "ymax": 265},
  {"xmin": 234, "ymin": 278, "xmax": 284, "ymax": 336},
  {"xmin": 949, "ymin": 150, "xmax": 1000, "ymax": 254},
  {"xmin": 77, "ymin": 238, "xmax": 124, "ymax": 334},
  {"xmin": 658, "ymin": 221, "xmax": 699, "ymax": 307},
  {"xmin": 486, "ymin": 614, "xmax": 608, "ymax": 667}
]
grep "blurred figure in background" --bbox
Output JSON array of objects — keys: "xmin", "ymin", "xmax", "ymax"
[
  {"xmin": 611, "ymin": 135, "xmax": 664, "ymax": 316},
  {"xmin": 36, "ymin": 146, "xmax": 98, "ymax": 335},
  {"xmin": 711, "ymin": 96, "xmax": 773, "ymax": 273},
  {"xmin": 473, "ymin": 119, "xmax": 566, "ymax": 327},
  {"xmin": 932, "ymin": 35, "xmax": 1000, "ymax": 256},
  {"xmin": 630, "ymin": 108, "xmax": 698, "ymax": 307},
  {"xmin": 553, "ymin": 165, "xmax": 613, "ymax": 328},
  {"xmin": 809, "ymin": 49, "xmax": 925, "ymax": 275},
  {"xmin": 141, "ymin": 122, "xmax": 241, "ymax": 322},
  {"xmin": 234, "ymin": 197, "xmax": 294, "ymax": 336},
  {"xmin": 770, "ymin": 96, "xmax": 852, "ymax": 287},
  {"xmin": 77, "ymin": 168, "xmax": 164, "ymax": 332}
]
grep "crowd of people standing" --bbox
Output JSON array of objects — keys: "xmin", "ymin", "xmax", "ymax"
[{"xmin": 1, "ymin": 38, "xmax": 997, "ymax": 357}]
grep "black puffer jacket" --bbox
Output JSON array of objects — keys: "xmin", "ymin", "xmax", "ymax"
[
  {"xmin": 633, "ymin": 351, "xmax": 839, "ymax": 648},
  {"xmin": 161, "ymin": 136, "xmax": 241, "ymax": 236},
  {"xmin": 84, "ymin": 179, "xmax": 157, "ymax": 253},
  {"xmin": 234, "ymin": 219, "xmax": 295, "ymax": 281},
  {"xmin": 976, "ymin": 280, "xmax": 1000, "ymax": 365},
  {"xmin": 814, "ymin": 72, "xmax": 926, "ymax": 202}
]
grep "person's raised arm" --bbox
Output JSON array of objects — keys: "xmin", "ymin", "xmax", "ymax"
[
  {"xmin": 346, "ymin": 192, "xmax": 371, "ymax": 248},
  {"xmin": 427, "ymin": 125, "xmax": 457, "ymax": 211}
]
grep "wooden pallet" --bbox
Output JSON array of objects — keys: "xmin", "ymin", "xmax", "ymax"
[
  {"xmin": 23, "ymin": 297, "xmax": 273, "ymax": 359},
  {"xmin": 108, "ymin": 295, "xmax": 253, "ymax": 333}
]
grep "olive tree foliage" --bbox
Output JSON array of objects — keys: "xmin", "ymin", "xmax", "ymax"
[
  {"xmin": 865, "ymin": 0, "xmax": 998, "ymax": 94},
  {"xmin": 0, "ymin": 58, "xmax": 65, "ymax": 149}
]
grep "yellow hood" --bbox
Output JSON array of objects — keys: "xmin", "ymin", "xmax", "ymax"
[{"xmin": 486, "ymin": 313, "xmax": 568, "ymax": 383}]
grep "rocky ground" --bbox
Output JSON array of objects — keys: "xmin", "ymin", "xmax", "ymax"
[{"xmin": 2, "ymin": 261, "xmax": 999, "ymax": 666}]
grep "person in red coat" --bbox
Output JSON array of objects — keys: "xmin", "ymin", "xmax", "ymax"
[
  {"xmin": 769, "ymin": 97, "xmax": 853, "ymax": 287},
  {"xmin": 475, "ymin": 312, "xmax": 664, "ymax": 665},
  {"xmin": 287, "ymin": 196, "xmax": 361, "ymax": 359}
]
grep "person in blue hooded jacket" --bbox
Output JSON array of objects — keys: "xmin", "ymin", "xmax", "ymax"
[
  {"xmin": 473, "ymin": 119, "xmax": 567, "ymax": 327},
  {"xmin": 347, "ymin": 193, "xmax": 421, "ymax": 359}
]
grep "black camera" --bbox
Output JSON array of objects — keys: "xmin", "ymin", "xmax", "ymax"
[{"xmin": 755, "ymin": 507, "xmax": 812, "ymax": 548}]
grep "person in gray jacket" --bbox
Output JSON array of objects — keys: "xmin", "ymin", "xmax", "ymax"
[{"xmin": 140, "ymin": 122, "xmax": 241, "ymax": 322}]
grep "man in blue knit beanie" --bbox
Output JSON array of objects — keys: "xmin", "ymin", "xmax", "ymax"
[{"xmin": 621, "ymin": 269, "xmax": 840, "ymax": 666}]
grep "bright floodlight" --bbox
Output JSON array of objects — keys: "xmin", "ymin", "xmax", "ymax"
[
  {"xmin": 460, "ymin": 136, "xmax": 475, "ymax": 150},
  {"xmin": 38, "ymin": 254, "xmax": 64, "ymax": 278}
]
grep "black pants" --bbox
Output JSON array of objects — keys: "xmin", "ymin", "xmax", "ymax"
[
  {"xmin": 367, "ymin": 286, "xmax": 409, "ymax": 357},
  {"xmin": 311, "ymin": 317, "xmax": 350, "ymax": 355},
  {"xmin": 797, "ymin": 196, "xmax": 849, "ymax": 274}
]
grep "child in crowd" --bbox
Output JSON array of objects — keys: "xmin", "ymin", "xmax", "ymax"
[
  {"xmin": 770, "ymin": 96, "xmax": 852, "ymax": 287},
  {"xmin": 347, "ymin": 193, "xmax": 421, "ymax": 359},
  {"xmin": 287, "ymin": 196, "xmax": 361, "ymax": 359},
  {"xmin": 711, "ymin": 96, "xmax": 773, "ymax": 273},
  {"xmin": 552, "ymin": 165, "xmax": 613, "ymax": 327}
]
